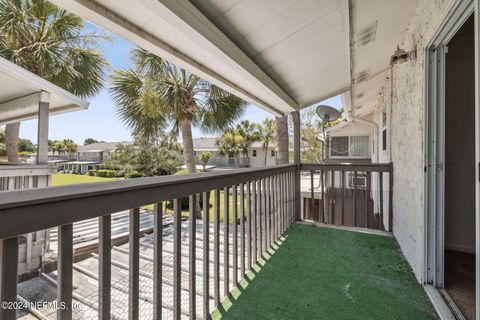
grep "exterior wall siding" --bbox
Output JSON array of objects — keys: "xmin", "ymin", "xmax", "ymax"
[{"xmin": 371, "ymin": 0, "xmax": 454, "ymax": 281}]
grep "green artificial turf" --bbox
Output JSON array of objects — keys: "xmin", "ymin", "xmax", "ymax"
[{"xmin": 212, "ymin": 224, "xmax": 438, "ymax": 320}]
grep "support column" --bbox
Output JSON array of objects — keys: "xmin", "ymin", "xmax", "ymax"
[
  {"xmin": 36, "ymin": 92, "xmax": 50, "ymax": 165},
  {"xmin": 291, "ymin": 111, "xmax": 301, "ymax": 221}
]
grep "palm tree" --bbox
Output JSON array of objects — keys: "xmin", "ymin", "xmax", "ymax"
[
  {"xmin": 216, "ymin": 130, "xmax": 244, "ymax": 167},
  {"xmin": 0, "ymin": 0, "xmax": 108, "ymax": 163},
  {"xmin": 236, "ymin": 120, "xmax": 260, "ymax": 167},
  {"xmin": 257, "ymin": 118, "xmax": 277, "ymax": 166},
  {"xmin": 52, "ymin": 140, "xmax": 64, "ymax": 158},
  {"xmin": 276, "ymin": 115, "xmax": 289, "ymax": 164},
  {"xmin": 0, "ymin": 129, "xmax": 6, "ymax": 157},
  {"xmin": 62, "ymin": 139, "xmax": 77, "ymax": 154},
  {"xmin": 110, "ymin": 48, "xmax": 247, "ymax": 173}
]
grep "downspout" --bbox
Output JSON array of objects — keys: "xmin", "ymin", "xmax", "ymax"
[{"xmin": 346, "ymin": 0, "xmax": 379, "ymax": 163}]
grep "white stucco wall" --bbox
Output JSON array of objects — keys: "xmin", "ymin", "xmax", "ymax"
[
  {"xmin": 249, "ymin": 148, "xmax": 277, "ymax": 167},
  {"xmin": 371, "ymin": 0, "xmax": 454, "ymax": 282}
]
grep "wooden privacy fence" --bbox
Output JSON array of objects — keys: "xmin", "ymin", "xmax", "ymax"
[
  {"xmin": 300, "ymin": 163, "xmax": 393, "ymax": 231},
  {"xmin": 0, "ymin": 164, "xmax": 296, "ymax": 320}
]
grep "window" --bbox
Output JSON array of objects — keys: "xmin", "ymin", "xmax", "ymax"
[
  {"xmin": 330, "ymin": 135, "xmax": 369, "ymax": 158},
  {"xmin": 252, "ymin": 150, "xmax": 257, "ymax": 157},
  {"xmin": 330, "ymin": 136, "xmax": 349, "ymax": 157},
  {"xmin": 382, "ymin": 129, "xmax": 387, "ymax": 151},
  {"xmin": 271, "ymin": 150, "xmax": 275, "ymax": 157}
]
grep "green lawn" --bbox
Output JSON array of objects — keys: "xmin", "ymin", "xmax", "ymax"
[
  {"xmin": 213, "ymin": 224, "xmax": 438, "ymax": 320},
  {"xmin": 52, "ymin": 173, "xmax": 241, "ymax": 222},
  {"xmin": 52, "ymin": 173, "xmax": 118, "ymax": 186},
  {"xmin": 146, "ymin": 190, "xmax": 247, "ymax": 222}
]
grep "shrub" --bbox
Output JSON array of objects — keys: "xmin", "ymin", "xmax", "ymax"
[
  {"xmin": 125, "ymin": 170, "xmax": 142, "ymax": 179},
  {"xmin": 96, "ymin": 169, "xmax": 117, "ymax": 178},
  {"xmin": 88, "ymin": 170, "xmax": 97, "ymax": 176}
]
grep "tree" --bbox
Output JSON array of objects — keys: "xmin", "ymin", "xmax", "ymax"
[
  {"xmin": 110, "ymin": 48, "xmax": 246, "ymax": 173},
  {"xmin": 276, "ymin": 115, "xmax": 289, "ymax": 164},
  {"xmin": 257, "ymin": 118, "xmax": 277, "ymax": 166},
  {"xmin": 103, "ymin": 143, "xmax": 181, "ymax": 177},
  {"xmin": 51, "ymin": 140, "xmax": 64, "ymax": 157},
  {"xmin": 236, "ymin": 120, "xmax": 260, "ymax": 166},
  {"xmin": 199, "ymin": 152, "xmax": 211, "ymax": 172},
  {"xmin": 216, "ymin": 130, "xmax": 243, "ymax": 167},
  {"xmin": 62, "ymin": 139, "xmax": 77, "ymax": 154},
  {"xmin": 0, "ymin": 0, "xmax": 108, "ymax": 162},
  {"xmin": 0, "ymin": 129, "xmax": 6, "ymax": 157},
  {"xmin": 84, "ymin": 138, "xmax": 100, "ymax": 145},
  {"xmin": 17, "ymin": 138, "xmax": 35, "ymax": 153}
]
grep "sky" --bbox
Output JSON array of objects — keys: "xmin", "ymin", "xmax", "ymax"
[{"xmin": 19, "ymin": 22, "xmax": 343, "ymax": 145}]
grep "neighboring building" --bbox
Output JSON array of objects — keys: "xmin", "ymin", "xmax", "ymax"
[
  {"xmin": 324, "ymin": 121, "xmax": 373, "ymax": 163},
  {"xmin": 192, "ymin": 137, "xmax": 277, "ymax": 168},
  {"xmin": 62, "ymin": 141, "xmax": 132, "ymax": 174}
]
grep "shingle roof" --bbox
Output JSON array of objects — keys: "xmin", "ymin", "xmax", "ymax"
[{"xmin": 77, "ymin": 141, "xmax": 132, "ymax": 152}]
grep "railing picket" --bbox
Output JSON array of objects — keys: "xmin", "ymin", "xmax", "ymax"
[
  {"xmin": 276, "ymin": 174, "xmax": 280, "ymax": 238},
  {"xmin": 319, "ymin": 170, "xmax": 325, "ymax": 223},
  {"xmin": 223, "ymin": 186, "xmax": 230, "ymax": 296},
  {"xmin": 331, "ymin": 171, "xmax": 335, "ymax": 224},
  {"xmin": 172, "ymin": 200, "xmax": 181, "ymax": 319},
  {"xmin": 246, "ymin": 182, "xmax": 252, "ymax": 269},
  {"xmin": 262, "ymin": 178, "xmax": 267, "ymax": 254},
  {"xmin": 153, "ymin": 203, "xmax": 163, "ymax": 320},
  {"xmin": 99, "ymin": 215, "xmax": 111, "ymax": 320},
  {"xmin": 129, "ymin": 208, "xmax": 140, "ymax": 320},
  {"xmin": 353, "ymin": 171, "xmax": 358, "ymax": 227},
  {"xmin": 214, "ymin": 190, "xmax": 220, "ymax": 305},
  {"xmin": 269, "ymin": 176, "xmax": 273, "ymax": 247},
  {"xmin": 380, "ymin": 172, "xmax": 384, "ymax": 230},
  {"xmin": 58, "ymin": 223, "xmax": 73, "ymax": 320},
  {"xmin": 389, "ymin": 164, "xmax": 394, "ymax": 232},
  {"xmin": 310, "ymin": 170, "xmax": 314, "ymax": 221},
  {"xmin": 366, "ymin": 172, "xmax": 371, "ymax": 229},
  {"xmin": 0, "ymin": 237, "xmax": 18, "ymax": 320},
  {"xmin": 232, "ymin": 185, "xmax": 238, "ymax": 286},
  {"xmin": 341, "ymin": 171, "xmax": 345, "ymax": 225},
  {"xmin": 240, "ymin": 183, "xmax": 245, "ymax": 277},
  {"xmin": 282, "ymin": 173, "xmax": 286, "ymax": 233},
  {"xmin": 189, "ymin": 195, "xmax": 197, "ymax": 319},
  {"xmin": 258, "ymin": 179, "xmax": 263, "ymax": 257},
  {"xmin": 202, "ymin": 192, "xmax": 210, "ymax": 319},
  {"xmin": 252, "ymin": 180, "xmax": 257, "ymax": 263}
]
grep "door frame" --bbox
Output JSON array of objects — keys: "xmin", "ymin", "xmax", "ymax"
[{"xmin": 424, "ymin": 0, "xmax": 478, "ymax": 317}]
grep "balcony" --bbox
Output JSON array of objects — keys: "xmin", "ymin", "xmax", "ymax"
[
  {"xmin": 0, "ymin": 162, "xmax": 432, "ymax": 320},
  {"xmin": 213, "ymin": 224, "xmax": 436, "ymax": 320}
]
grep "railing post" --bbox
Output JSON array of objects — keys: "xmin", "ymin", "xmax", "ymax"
[
  {"xmin": 291, "ymin": 111, "xmax": 301, "ymax": 221},
  {"xmin": 388, "ymin": 162, "xmax": 394, "ymax": 232},
  {"xmin": 0, "ymin": 237, "xmax": 18, "ymax": 320},
  {"xmin": 58, "ymin": 223, "xmax": 73, "ymax": 320}
]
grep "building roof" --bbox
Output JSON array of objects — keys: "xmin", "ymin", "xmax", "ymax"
[
  {"xmin": 77, "ymin": 142, "xmax": 132, "ymax": 152},
  {"xmin": 192, "ymin": 137, "xmax": 271, "ymax": 151},
  {"xmin": 0, "ymin": 57, "xmax": 89, "ymax": 125}
]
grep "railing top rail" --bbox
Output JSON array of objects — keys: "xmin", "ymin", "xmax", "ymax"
[
  {"xmin": 0, "ymin": 164, "xmax": 295, "ymax": 239},
  {"xmin": 300, "ymin": 163, "xmax": 392, "ymax": 172}
]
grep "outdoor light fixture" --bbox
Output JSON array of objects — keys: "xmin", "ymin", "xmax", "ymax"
[{"xmin": 390, "ymin": 45, "xmax": 416, "ymax": 65}]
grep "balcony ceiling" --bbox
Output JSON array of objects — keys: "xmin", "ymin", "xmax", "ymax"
[
  {"xmin": 0, "ymin": 57, "xmax": 89, "ymax": 125},
  {"xmin": 51, "ymin": 0, "xmax": 418, "ymax": 117}
]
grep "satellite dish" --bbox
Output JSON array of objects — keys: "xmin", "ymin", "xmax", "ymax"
[{"xmin": 316, "ymin": 105, "xmax": 341, "ymax": 122}]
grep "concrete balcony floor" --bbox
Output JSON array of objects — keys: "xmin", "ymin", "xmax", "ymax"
[{"xmin": 213, "ymin": 224, "xmax": 438, "ymax": 320}]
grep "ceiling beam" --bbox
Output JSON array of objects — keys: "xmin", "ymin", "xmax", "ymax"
[{"xmin": 146, "ymin": 0, "xmax": 299, "ymax": 109}]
